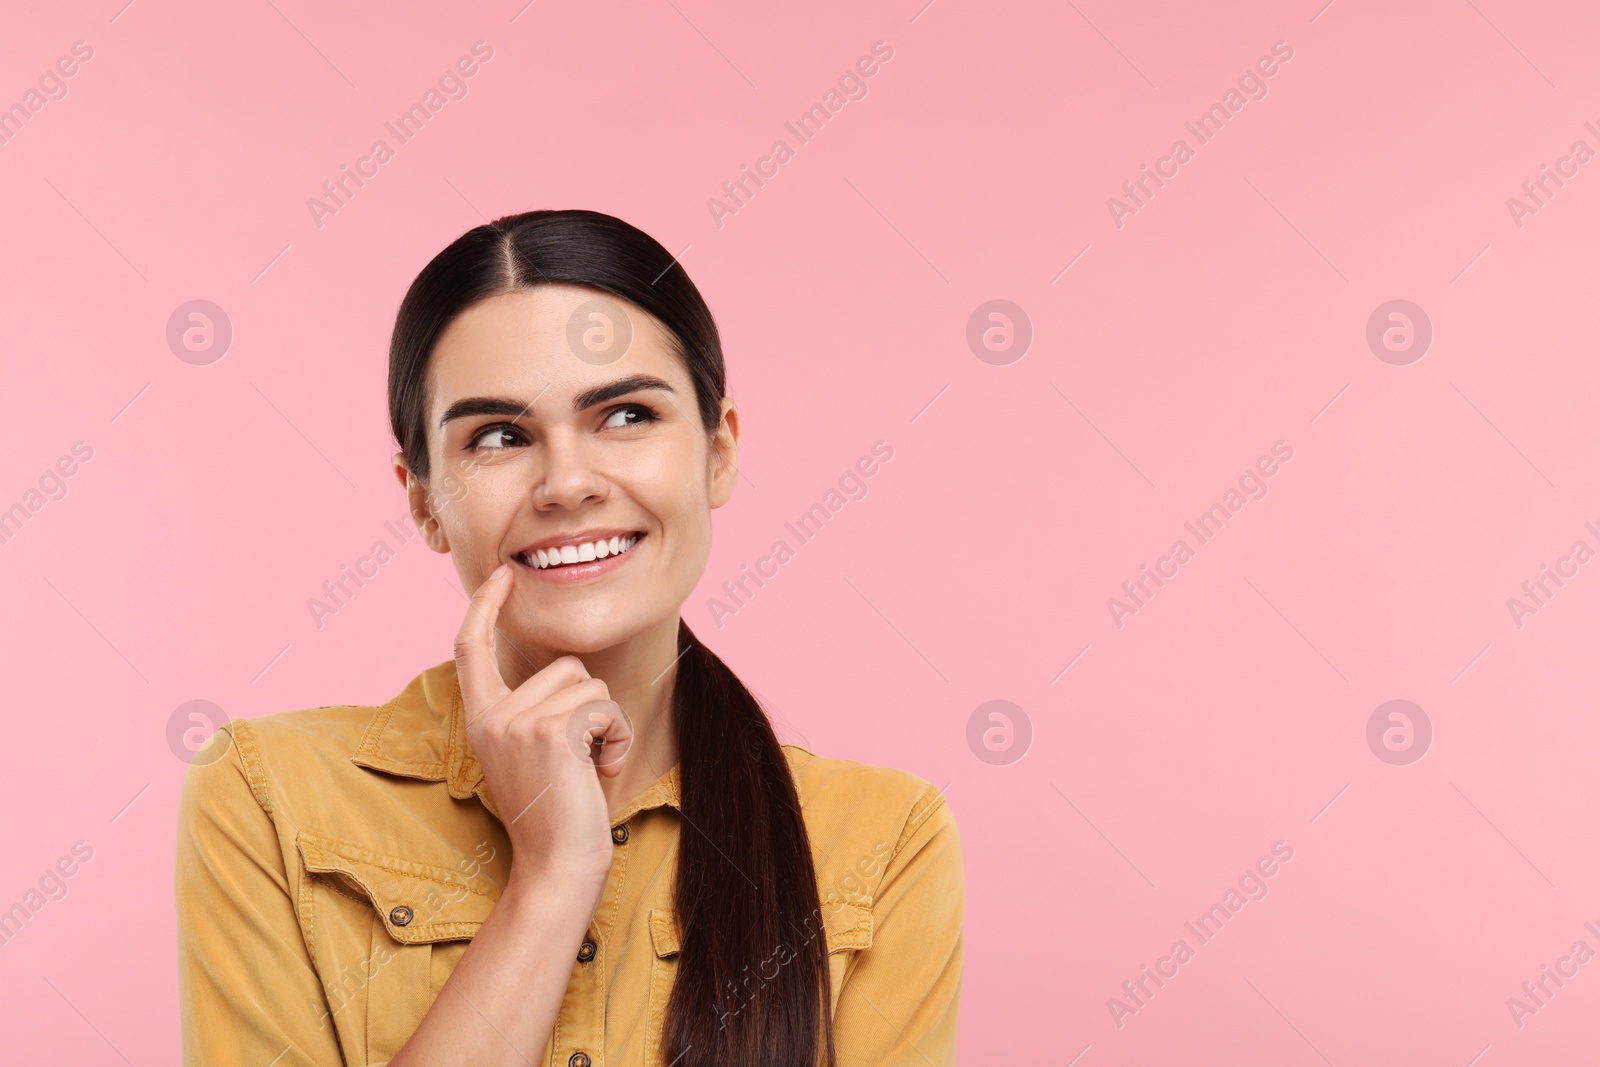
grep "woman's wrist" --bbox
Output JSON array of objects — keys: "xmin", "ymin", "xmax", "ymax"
[{"xmin": 502, "ymin": 856, "xmax": 609, "ymax": 921}]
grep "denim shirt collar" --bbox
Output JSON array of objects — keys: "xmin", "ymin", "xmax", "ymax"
[{"xmin": 348, "ymin": 658, "xmax": 682, "ymax": 825}]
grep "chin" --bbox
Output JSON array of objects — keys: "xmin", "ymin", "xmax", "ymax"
[{"xmin": 520, "ymin": 614, "xmax": 640, "ymax": 657}]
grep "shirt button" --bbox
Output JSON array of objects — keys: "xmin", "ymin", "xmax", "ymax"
[
  {"xmin": 577, "ymin": 939, "xmax": 597, "ymax": 963},
  {"xmin": 389, "ymin": 906, "xmax": 413, "ymax": 927},
  {"xmin": 611, "ymin": 824, "xmax": 629, "ymax": 845},
  {"xmin": 568, "ymin": 1054, "xmax": 591, "ymax": 1067}
]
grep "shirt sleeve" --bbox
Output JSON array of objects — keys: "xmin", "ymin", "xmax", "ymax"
[
  {"xmin": 831, "ymin": 784, "xmax": 964, "ymax": 1067},
  {"xmin": 175, "ymin": 723, "xmax": 347, "ymax": 1066}
]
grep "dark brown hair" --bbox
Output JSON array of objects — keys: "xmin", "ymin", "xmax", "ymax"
[{"xmin": 387, "ymin": 208, "xmax": 836, "ymax": 1066}]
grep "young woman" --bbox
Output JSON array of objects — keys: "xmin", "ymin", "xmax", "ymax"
[{"xmin": 175, "ymin": 209, "xmax": 964, "ymax": 1066}]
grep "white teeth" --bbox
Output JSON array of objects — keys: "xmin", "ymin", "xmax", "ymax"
[{"xmin": 524, "ymin": 534, "xmax": 638, "ymax": 570}]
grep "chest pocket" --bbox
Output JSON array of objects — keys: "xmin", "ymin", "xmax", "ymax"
[
  {"xmin": 644, "ymin": 896, "xmax": 874, "ymax": 1063},
  {"xmin": 294, "ymin": 830, "xmax": 502, "ymax": 1066}
]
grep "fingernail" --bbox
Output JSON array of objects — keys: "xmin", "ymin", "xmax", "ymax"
[{"xmin": 490, "ymin": 563, "xmax": 508, "ymax": 580}]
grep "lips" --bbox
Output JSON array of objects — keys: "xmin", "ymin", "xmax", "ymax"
[{"xmin": 513, "ymin": 531, "xmax": 643, "ymax": 570}]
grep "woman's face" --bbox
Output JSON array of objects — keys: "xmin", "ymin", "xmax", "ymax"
[{"xmin": 395, "ymin": 283, "xmax": 738, "ymax": 656}]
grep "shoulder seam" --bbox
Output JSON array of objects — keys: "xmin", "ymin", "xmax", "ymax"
[
  {"xmin": 229, "ymin": 719, "xmax": 274, "ymax": 816},
  {"xmin": 894, "ymin": 781, "xmax": 948, "ymax": 856}
]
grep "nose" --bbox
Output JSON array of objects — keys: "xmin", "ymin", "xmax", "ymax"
[{"xmin": 529, "ymin": 427, "xmax": 609, "ymax": 511}]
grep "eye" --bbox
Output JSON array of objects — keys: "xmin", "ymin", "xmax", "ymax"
[
  {"xmin": 603, "ymin": 403, "xmax": 660, "ymax": 430},
  {"xmin": 466, "ymin": 423, "xmax": 527, "ymax": 452}
]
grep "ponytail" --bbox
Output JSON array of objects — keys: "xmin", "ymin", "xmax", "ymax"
[{"xmin": 664, "ymin": 619, "xmax": 836, "ymax": 1066}]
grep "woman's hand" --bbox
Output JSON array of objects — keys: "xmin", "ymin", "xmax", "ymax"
[{"xmin": 453, "ymin": 562, "xmax": 633, "ymax": 892}]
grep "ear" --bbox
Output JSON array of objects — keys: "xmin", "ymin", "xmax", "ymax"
[
  {"xmin": 707, "ymin": 397, "xmax": 740, "ymax": 509},
  {"xmin": 393, "ymin": 451, "xmax": 450, "ymax": 553}
]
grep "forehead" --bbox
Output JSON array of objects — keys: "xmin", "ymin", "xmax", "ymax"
[{"xmin": 426, "ymin": 284, "xmax": 681, "ymax": 417}]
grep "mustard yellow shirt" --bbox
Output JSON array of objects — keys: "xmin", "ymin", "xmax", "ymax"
[{"xmin": 174, "ymin": 659, "xmax": 964, "ymax": 1066}]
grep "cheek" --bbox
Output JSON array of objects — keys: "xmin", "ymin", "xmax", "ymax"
[
  {"xmin": 629, "ymin": 477, "xmax": 713, "ymax": 580},
  {"xmin": 438, "ymin": 474, "xmax": 522, "ymax": 552},
  {"xmin": 620, "ymin": 452, "xmax": 704, "ymax": 532}
]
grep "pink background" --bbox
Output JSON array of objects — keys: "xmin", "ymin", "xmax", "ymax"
[{"xmin": 3, "ymin": 0, "xmax": 1599, "ymax": 1062}]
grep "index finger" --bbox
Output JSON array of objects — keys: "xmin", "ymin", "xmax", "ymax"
[{"xmin": 453, "ymin": 562, "xmax": 515, "ymax": 724}]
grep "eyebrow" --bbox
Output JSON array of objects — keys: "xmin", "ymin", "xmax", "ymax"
[{"xmin": 437, "ymin": 374, "xmax": 677, "ymax": 430}]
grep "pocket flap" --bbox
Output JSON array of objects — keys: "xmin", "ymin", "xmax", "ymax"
[
  {"xmin": 649, "ymin": 896, "xmax": 873, "ymax": 958},
  {"xmin": 295, "ymin": 830, "xmax": 500, "ymax": 944},
  {"xmin": 649, "ymin": 906, "xmax": 679, "ymax": 957}
]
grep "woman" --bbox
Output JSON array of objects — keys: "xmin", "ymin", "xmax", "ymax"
[{"xmin": 174, "ymin": 209, "xmax": 964, "ymax": 1066}]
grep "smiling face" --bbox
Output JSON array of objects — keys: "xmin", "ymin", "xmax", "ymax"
[{"xmin": 394, "ymin": 283, "xmax": 739, "ymax": 657}]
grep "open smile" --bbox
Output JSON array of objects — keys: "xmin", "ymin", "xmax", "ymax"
[{"xmin": 511, "ymin": 531, "xmax": 645, "ymax": 581}]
